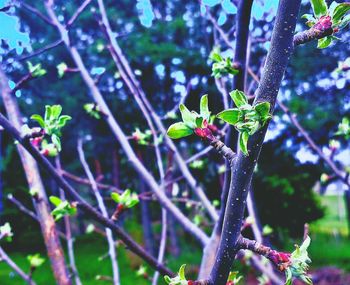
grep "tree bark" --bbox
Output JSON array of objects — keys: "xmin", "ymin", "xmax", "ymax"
[
  {"xmin": 208, "ymin": 1, "xmax": 301, "ymax": 284},
  {"xmin": 0, "ymin": 67, "xmax": 71, "ymax": 285},
  {"xmin": 198, "ymin": 0, "xmax": 253, "ymax": 279}
]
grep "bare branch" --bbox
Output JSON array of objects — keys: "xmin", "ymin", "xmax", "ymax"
[
  {"xmin": 67, "ymin": 0, "xmax": 92, "ymax": 27},
  {"xmin": 0, "ymin": 111, "xmax": 175, "ymax": 277},
  {"xmin": 0, "ymin": 247, "xmax": 36, "ymax": 285}
]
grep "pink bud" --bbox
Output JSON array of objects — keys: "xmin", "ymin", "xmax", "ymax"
[{"xmin": 314, "ymin": 15, "xmax": 332, "ymax": 31}]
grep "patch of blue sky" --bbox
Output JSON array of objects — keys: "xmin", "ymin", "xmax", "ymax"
[
  {"xmin": 91, "ymin": 67, "xmax": 106, "ymax": 75},
  {"xmin": 202, "ymin": 0, "xmax": 221, "ymax": 7},
  {"xmin": 155, "ymin": 64, "xmax": 165, "ymax": 79},
  {"xmin": 0, "ymin": 7, "xmax": 31, "ymax": 55},
  {"xmin": 218, "ymin": 11, "xmax": 227, "ymax": 26},
  {"xmin": 136, "ymin": 0, "xmax": 155, "ymax": 28},
  {"xmin": 171, "ymin": 70, "xmax": 186, "ymax": 84},
  {"xmin": 221, "ymin": 0, "xmax": 237, "ymax": 14},
  {"xmin": 251, "ymin": 0, "xmax": 279, "ymax": 20}
]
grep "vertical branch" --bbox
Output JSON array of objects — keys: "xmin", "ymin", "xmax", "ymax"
[
  {"xmin": 209, "ymin": 1, "xmax": 302, "ymax": 284},
  {"xmin": 198, "ymin": 0, "xmax": 253, "ymax": 279},
  {"xmin": 0, "ymin": 67, "xmax": 71, "ymax": 285},
  {"xmin": 77, "ymin": 139, "xmax": 120, "ymax": 285}
]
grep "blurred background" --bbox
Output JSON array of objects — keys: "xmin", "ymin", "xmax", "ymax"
[{"xmin": 0, "ymin": 0, "xmax": 349, "ymax": 284}]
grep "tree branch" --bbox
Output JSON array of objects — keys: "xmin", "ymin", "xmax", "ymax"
[
  {"xmin": 44, "ymin": 0, "xmax": 209, "ymax": 245},
  {"xmin": 293, "ymin": 27, "xmax": 333, "ymax": 46},
  {"xmin": 0, "ymin": 246, "xmax": 36, "ymax": 285},
  {"xmin": 96, "ymin": 0, "xmax": 218, "ymax": 222},
  {"xmin": 208, "ymin": 1, "xmax": 302, "ymax": 284},
  {"xmin": 0, "ymin": 111, "xmax": 174, "ymax": 277},
  {"xmin": 77, "ymin": 139, "xmax": 120, "ymax": 285}
]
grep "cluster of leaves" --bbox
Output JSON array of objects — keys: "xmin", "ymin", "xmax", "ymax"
[
  {"xmin": 0, "ymin": 222, "xmax": 13, "ymax": 242},
  {"xmin": 335, "ymin": 117, "xmax": 350, "ymax": 139},
  {"xmin": 226, "ymin": 271, "xmax": 243, "ymax": 285},
  {"xmin": 302, "ymin": 0, "xmax": 350, "ymax": 48},
  {"xmin": 217, "ymin": 90, "xmax": 271, "ymax": 155},
  {"xmin": 167, "ymin": 95, "xmax": 213, "ymax": 139},
  {"xmin": 27, "ymin": 61, "xmax": 47, "ymax": 78},
  {"xmin": 27, "ymin": 254, "xmax": 45, "ymax": 269},
  {"xmin": 164, "ymin": 264, "xmax": 188, "ymax": 285},
  {"xmin": 285, "ymin": 236, "xmax": 313, "ymax": 285},
  {"xmin": 31, "ymin": 105, "xmax": 71, "ymax": 155},
  {"xmin": 164, "ymin": 265, "xmax": 243, "ymax": 285},
  {"xmin": 49, "ymin": 196, "xmax": 77, "ymax": 221},
  {"xmin": 57, "ymin": 62, "xmax": 68, "ymax": 78},
  {"xmin": 167, "ymin": 92, "xmax": 271, "ymax": 155},
  {"xmin": 132, "ymin": 128, "xmax": 163, "ymax": 146},
  {"xmin": 209, "ymin": 47, "xmax": 239, "ymax": 78},
  {"xmin": 111, "ymin": 189, "xmax": 139, "ymax": 209},
  {"xmin": 84, "ymin": 103, "xmax": 102, "ymax": 119}
]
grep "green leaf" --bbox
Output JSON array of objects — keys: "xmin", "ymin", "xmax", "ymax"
[
  {"xmin": 239, "ymin": 132, "xmax": 249, "ymax": 156},
  {"xmin": 195, "ymin": 117, "xmax": 204, "ymax": 128},
  {"xmin": 57, "ymin": 62, "xmax": 67, "ymax": 78},
  {"xmin": 167, "ymin": 122, "xmax": 193, "ymax": 139},
  {"xmin": 216, "ymin": 109, "xmax": 240, "ymax": 125},
  {"xmin": 49, "ymin": 196, "xmax": 62, "ymax": 207},
  {"xmin": 164, "ymin": 276, "xmax": 172, "ymax": 284},
  {"xmin": 285, "ymin": 268, "xmax": 293, "ymax": 285},
  {"xmin": 30, "ymin": 114, "xmax": 45, "ymax": 128},
  {"xmin": 299, "ymin": 236, "xmax": 311, "ymax": 253},
  {"xmin": 179, "ymin": 104, "xmax": 196, "ymax": 128},
  {"xmin": 339, "ymin": 14, "xmax": 350, "ymax": 29},
  {"xmin": 254, "ymin": 102, "xmax": 270, "ymax": 118},
  {"xmin": 178, "ymin": 264, "xmax": 186, "ymax": 280},
  {"xmin": 50, "ymin": 105, "xmax": 62, "ymax": 119},
  {"xmin": 57, "ymin": 115, "xmax": 72, "ymax": 128},
  {"xmin": 51, "ymin": 134, "xmax": 61, "ymax": 152},
  {"xmin": 111, "ymin": 192, "xmax": 121, "ymax": 203},
  {"xmin": 310, "ymin": 0, "xmax": 328, "ymax": 18},
  {"xmin": 45, "ymin": 105, "xmax": 52, "ymax": 122},
  {"xmin": 317, "ymin": 36, "xmax": 333, "ymax": 49},
  {"xmin": 229, "ymin": 90, "xmax": 248, "ymax": 108},
  {"xmin": 200, "ymin": 94, "xmax": 210, "ymax": 120},
  {"xmin": 331, "ymin": 3, "xmax": 350, "ymax": 25}
]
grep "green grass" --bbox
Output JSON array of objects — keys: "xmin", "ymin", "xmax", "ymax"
[
  {"xmin": 305, "ymin": 194, "xmax": 350, "ymax": 271},
  {"xmin": 1, "ymin": 195, "xmax": 350, "ymax": 284},
  {"xmin": 0, "ymin": 233, "xmax": 202, "ymax": 285},
  {"xmin": 310, "ymin": 194, "xmax": 348, "ymax": 236}
]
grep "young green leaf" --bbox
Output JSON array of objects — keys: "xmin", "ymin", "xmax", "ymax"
[
  {"xmin": 317, "ymin": 36, "xmax": 332, "ymax": 49},
  {"xmin": 57, "ymin": 115, "xmax": 72, "ymax": 128},
  {"xmin": 254, "ymin": 102, "xmax": 270, "ymax": 118},
  {"xmin": 331, "ymin": 3, "xmax": 350, "ymax": 25},
  {"xmin": 167, "ymin": 122, "xmax": 193, "ymax": 139},
  {"xmin": 51, "ymin": 134, "xmax": 61, "ymax": 152},
  {"xmin": 30, "ymin": 114, "xmax": 45, "ymax": 128},
  {"xmin": 310, "ymin": 0, "xmax": 328, "ymax": 18},
  {"xmin": 45, "ymin": 105, "xmax": 52, "ymax": 122},
  {"xmin": 50, "ymin": 105, "xmax": 62, "ymax": 119},
  {"xmin": 239, "ymin": 131, "xmax": 249, "ymax": 156},
  {"xmin": 49, "ymin": 196, "xmax": 62, "ymax": 207},
  {"xmin": 179, "ymin": 104, "xmax": 196, "ymax": 128},
  {"xmin": 216, "ymin": 109, "xmax": 240, "ymax": 125},
  {"xmin": 111, "ymin": 192, "xmax": 121, "ymax": 203},
  {"xmin": 200, "ymin": 94, "xmax": 210, "ymax": 120},
  {"xmin": 178, "ymin": 264, "xmax": 186, "ymax": 280},
  {"xmin": 195, "ymin": 117, "xmax": 204, "ymax": 128},
  {"xmin": 229, "ymin": 90, "xmax": 248, "ymax": 108}
]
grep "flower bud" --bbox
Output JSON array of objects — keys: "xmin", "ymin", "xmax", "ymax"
[{"xmin": 314, "ymin": 15, "xmax": 332, "ymax": 31}]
